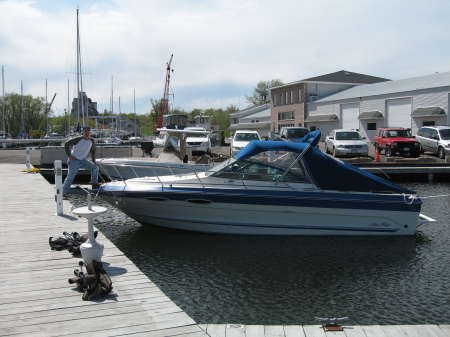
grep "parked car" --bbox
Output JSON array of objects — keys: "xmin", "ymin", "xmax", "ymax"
[
  {"xmin": 325, "ymin": 129, "xmax": 368, "ymax": 157},
  {"xmin": 0, "ymin": 132, "xmax": 11, "ymax": 139},
  {"xmin": 416, "ymin": 126, "xmax": 450, "ymax": 159},
  {"xmin": 373, "ymin": 127, "xmax": 420, "ymax": 157},
  {"xmin": 185, "ymin": 127, "xmax": 211, "ymax": 154},
  {"xmin": 278, "ymin": 127, "xmax": 309, "ymax": 142},
  {"xmin": 231, "ymin": 130, "xmax": 261, "ymax": 156}
]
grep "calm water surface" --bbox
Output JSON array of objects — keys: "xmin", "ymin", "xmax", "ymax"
[{"xmin": 73, "ymin": 181, "xmax": 450, "ymax": 325}]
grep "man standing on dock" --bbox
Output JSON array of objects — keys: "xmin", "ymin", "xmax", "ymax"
[{"xmin": 62, "ymin": 127, "xmax": 100, "ymax": 199}]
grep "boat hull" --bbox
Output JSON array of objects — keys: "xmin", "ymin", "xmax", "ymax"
[{"xmin": 100, "ymin": 188, "xmax": 422, "ymax": 236}]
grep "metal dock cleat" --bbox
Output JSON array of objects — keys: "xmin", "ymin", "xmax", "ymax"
[{"xmin": 315, "ymin": 317, "xmax": 349, "ymax": 331}]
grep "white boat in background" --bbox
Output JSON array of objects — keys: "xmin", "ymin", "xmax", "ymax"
[
  {"xmin": 98, "ymin": 131, "xmax": 435, "ymax": 236},
  {"xmin": 97, "ymin": 129, "xmax": 216, "ymax": 180},
  {"xmin": 153, "ymin": 132, "xmax": 168, "ymax": 147}
]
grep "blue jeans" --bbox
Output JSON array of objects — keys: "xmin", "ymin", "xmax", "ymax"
[{"xmin": 62, "ymin": 158, "xmax": 98, "ymax": 195}]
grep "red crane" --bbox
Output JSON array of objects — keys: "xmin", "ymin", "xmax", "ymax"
[{"xmin": 155, "ymin": 54, "xmax": 173, "ymax": 131}]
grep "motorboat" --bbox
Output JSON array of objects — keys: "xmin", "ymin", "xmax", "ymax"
[
  {"xmin": 97, "ymin": 129, "xmax": 215, "ymax": 180},
  {"xmin": 97, "ymin": 131, "xmax": 435, "ymax": 236},
  {"xmin": 153, "ymin": 132, "xmax": 168, "ymax": 147}
]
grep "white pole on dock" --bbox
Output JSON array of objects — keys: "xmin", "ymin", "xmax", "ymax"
[
  {"xmin": 72, "ymin": 194, "xmax": 107, "ymax": 264},
  {"xmin": 54, "ymin": 160, "xmax": 64, "ymax": 215},
  {"xmin": 26, "ymin": 147, "xmax": 31, "ymax": 173}
]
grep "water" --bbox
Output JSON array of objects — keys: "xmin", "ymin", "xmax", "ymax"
[{"xmin": 72, "ymin": 181, "xmax": 450, "ymax": 326}]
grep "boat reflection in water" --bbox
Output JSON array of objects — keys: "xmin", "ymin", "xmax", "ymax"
[{"xmin": 98, "ymin": 131, "xmax": 435, "ymax": 236}]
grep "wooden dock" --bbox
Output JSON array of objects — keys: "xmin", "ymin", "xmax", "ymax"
[{"xmin": 0, "ymin": 162, "xmax": 449, "ymax": 337}]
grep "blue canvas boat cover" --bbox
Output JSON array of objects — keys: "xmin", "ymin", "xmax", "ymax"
[{"xmin": 235, "ymin": 132, "xmax": 414, "ymax": 194}]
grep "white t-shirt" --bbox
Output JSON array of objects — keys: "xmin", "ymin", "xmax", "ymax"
[{"xmin": 71, "ymin": 138, "xmax": 93, "ymax": 160}]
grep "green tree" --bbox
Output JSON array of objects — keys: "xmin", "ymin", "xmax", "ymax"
[
  {"xmin": 0, "ymin": 93, "xmax": 47, "ymax": 135},
  {"xmin": 245, "ymin": 79, "xmax": 284, "ymax": 106}
]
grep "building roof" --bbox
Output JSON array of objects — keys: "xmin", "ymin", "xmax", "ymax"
[
  {"xmin": 315, "ymin": 71, "xmax": 450, "ymax": 103},
  {"xmin": 271, "ymin": 70, "xmax": 390, "ymax": 90},
  {"xmin": 229, "ymin": 103, "xmax": 270, "ymax": 117},
  {"xmin": 240, "ymin": 107, "xmax": 271, "ymax": 120},
  {"xmin": 302, "ymin": 70, "xmax": 390, "ymax": 84}
]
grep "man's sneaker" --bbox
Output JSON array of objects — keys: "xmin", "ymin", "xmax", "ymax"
[
  {"xmin": 62, "ymin": 195, "xmax": 68, "ymax": 200},
  {"xmin": 92, "ymin": 182, "xmax": 104, "ymax": 189}
]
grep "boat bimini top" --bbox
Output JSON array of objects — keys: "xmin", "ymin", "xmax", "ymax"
[{"xmin": 235, "ymin": 131, "xmax": 415, "ymax": 195}]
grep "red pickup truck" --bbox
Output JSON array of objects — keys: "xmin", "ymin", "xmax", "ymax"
[{"xmin": 373, "ymin": 127, "xmax": 420, "ymax": 157}]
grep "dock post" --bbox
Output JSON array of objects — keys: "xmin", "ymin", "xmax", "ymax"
[
  {"xmin": 54, "ymin": 160, "xmax": 64, "ymax": 216},
  {"xmin": 72, "ymin": 194, "xmax": 108, "ymax": 264},
  {"xmin": 26, "ymin": 147, "xmax": 31, "ymax": 173},
  {"xmin": 428, "ymin": 173, "xmax": 433, "ymax": 182}
]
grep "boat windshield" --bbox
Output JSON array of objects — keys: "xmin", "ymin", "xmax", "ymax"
[
  {"xmin": 164, "ymin": 135, "xmax": 181, "ymax": 155},
  {"xmin": 211, "ymin": 151, "xmax": 311, "ymax": 183}
]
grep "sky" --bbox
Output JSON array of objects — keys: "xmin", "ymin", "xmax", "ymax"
[{"xmin": 1, "ymin": 0, "xmax": 450, "ymax": 116}]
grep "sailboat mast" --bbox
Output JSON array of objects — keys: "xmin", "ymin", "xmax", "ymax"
[
  {"xmin": 1, "ymin": 66, "xmax": 5, "ymax": 134},
  {"xmin": 134, "ymin": 89, "xmax": 136, "ymax": 136},
  {"xmin": 76, "ymin": 8, "xmax": 85, "ymax": 128}
]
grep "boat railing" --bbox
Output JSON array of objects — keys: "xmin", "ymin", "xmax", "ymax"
[
  {"xmin": 147, "ymin": 168, "xmax": 308, "ymax": 192},
  {"xmin": 98, "ymin": 161, "xmax": 213, "ymax": 182}
]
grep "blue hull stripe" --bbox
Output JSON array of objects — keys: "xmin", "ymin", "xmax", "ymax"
[{"xmin": 113, "ymin": 188, "xmax": 421, "ymax": 213}]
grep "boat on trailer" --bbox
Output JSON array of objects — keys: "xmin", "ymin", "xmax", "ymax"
[{"xmin": 97, "ymin": 131, "xmax": 435, "ymax": 236}]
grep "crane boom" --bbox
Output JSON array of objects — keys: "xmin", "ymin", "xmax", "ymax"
[
  {"xmin": 155, "ymin": 54, "xmax": 173, "ymax": 130},
  {"xmin": 47, "ymin": 93, "xmax": 57, "ymax": 113}
]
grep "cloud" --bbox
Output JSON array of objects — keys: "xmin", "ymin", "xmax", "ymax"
[{"xmin": 1, "ymin": 0, "xmax": 450, "ymax": 116}]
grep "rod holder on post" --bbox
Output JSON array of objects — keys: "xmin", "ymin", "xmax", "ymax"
[
  {"xmin": 54, "ymin": 160, "xmax": 63, "ymax": 216},
  {"xmin": 72, "ymin": 194, "xmax": 108, "ymax": 264}
]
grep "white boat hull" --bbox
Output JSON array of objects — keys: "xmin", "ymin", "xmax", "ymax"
[{"xmin": 101, "ymin": 192, "xmax": 421, "ymax": 236}]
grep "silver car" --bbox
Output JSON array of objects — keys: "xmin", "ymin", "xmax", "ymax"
[
  {"xmin": 416, "ymin": 126, "xmax": 450, "ymax": 159},
  {"xmin": 325, "ymin": 129, "xmax": 369, "ymax": 157}
]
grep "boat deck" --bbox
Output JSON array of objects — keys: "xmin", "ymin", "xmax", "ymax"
[{"xmin": 0, "ymin": 163, "xmax": 449, "ymax": 336}]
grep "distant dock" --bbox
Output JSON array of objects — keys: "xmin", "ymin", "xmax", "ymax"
[{"xmin": 1, "ymin": 163, "xmax": 449, "ymax": 336}]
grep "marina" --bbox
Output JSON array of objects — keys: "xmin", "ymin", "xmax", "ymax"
[{"xmin": 0, "ymin": 156, "xmax": 449, "ymax": 335}]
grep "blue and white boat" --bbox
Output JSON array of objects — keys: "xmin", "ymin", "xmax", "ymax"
[{"xmin": 98, "ymin": 131, "xmax": 435, "ymax": 236}]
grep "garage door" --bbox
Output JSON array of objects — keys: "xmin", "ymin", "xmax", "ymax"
[
  {"xmin": 386, "ymin": 98, "xmax": 411, "ymax": 127},
  {"xmin": 340, "ymin": 103, "xmax": 360, "ymax": 130}
]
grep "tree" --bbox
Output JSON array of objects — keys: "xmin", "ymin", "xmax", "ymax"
[
  {"xmin": 0, "ymin": 93, "xmax": 47, "ymax": 135},
  {"xmin": 245, "ymin": 79, "xmax": 284, "ymax": 106}
]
